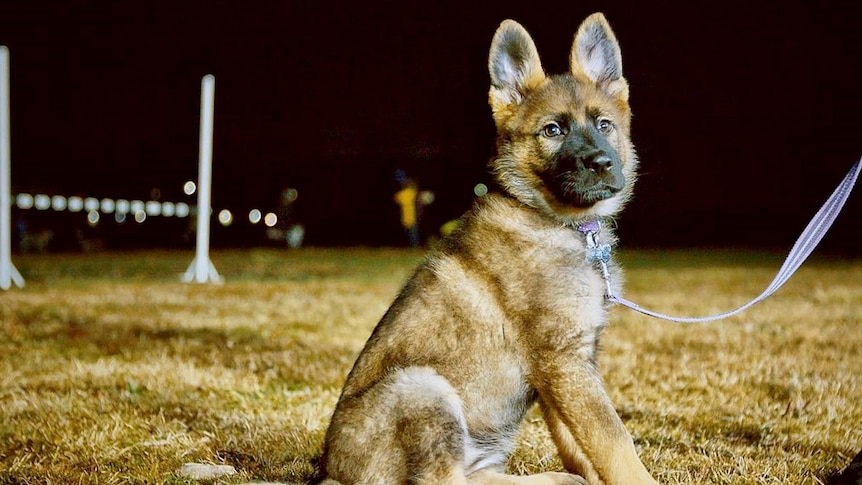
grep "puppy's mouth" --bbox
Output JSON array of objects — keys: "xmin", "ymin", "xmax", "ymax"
[
  {"xmin": 543, "ymin": 172, "xmax": 624, "ymax": 207},
  {"xmin": 577, "ymin": 184, "xmax": 620, "ymax": 205}
]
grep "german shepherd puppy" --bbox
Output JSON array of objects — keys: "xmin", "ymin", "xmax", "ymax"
[{"xmin": 321, "ymin": 13, "xmax": 658, "ymax": 485}]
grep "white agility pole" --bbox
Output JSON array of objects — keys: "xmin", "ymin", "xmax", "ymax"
[
  {"xmin": 183, "ymin": 74, "xmax": 220, "ymax": 283},
  {"xmin": 0, "ymin": 46, "xmax": 24, "ymax": 290}
]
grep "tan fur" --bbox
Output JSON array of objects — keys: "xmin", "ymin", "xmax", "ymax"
[{"xmin": 321, "ymin": 13, "xmax": 658, "ymax": 485}]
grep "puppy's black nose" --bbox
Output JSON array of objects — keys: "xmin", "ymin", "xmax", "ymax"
[{"xmin": 585, "ymin": 155, "xmax": 614, "ymax": 173}]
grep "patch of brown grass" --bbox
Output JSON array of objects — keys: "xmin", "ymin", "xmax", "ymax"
[{"xmin": 0, "ymin": 248, "xmax": 860, "ymax": 484}]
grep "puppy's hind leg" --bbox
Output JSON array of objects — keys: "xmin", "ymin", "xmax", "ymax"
[
  {"xmin": 324, "ymin": 366, "xmax": 471, "ymax": 485},
  {"xmin": 380, "ymin": 368, "xmax": 585, "ymax": 485},
  {"xmin": 391, "ymin": 367, "xmax": 471, "ymax": 485}
]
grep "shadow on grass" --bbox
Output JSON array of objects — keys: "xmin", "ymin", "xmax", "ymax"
[{"xmin": 825, "ymin": 449, "xmax": 862, "ymax": 485}]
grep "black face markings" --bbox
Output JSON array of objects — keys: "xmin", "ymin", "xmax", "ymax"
[{"xmin": 536, "ymin": 114, "xmax": 625, "ymax": 207}]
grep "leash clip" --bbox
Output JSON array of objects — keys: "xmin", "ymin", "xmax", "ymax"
[{"xmin": 577, "ymin": 220, "xmax": 615, "ymax": 298}]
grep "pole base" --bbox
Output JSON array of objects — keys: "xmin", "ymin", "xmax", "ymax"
[
  {"xmin": 0, "ymin": 259, "xmax": 24, "ymax": 289},
  {"xmin": 182, "ymin": 256, "xmax": 221, "ymax": 284}
]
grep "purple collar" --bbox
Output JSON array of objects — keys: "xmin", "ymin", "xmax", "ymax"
[{"xmin": 576, "ymin": 220, "xmax": 601, "ymax": 235}]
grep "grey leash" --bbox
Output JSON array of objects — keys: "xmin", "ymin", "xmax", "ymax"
[{"xmin": 579, "ymin": 157, "xmax": 861, "ymax": 324}]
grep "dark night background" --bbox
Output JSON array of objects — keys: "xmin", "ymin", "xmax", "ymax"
[{"xmin": 1, "ymin": 0, "xmax": 860, "ymax": 253}]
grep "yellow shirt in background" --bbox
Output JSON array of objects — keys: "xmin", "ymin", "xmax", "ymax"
[{"xmin": 394, "ymin": 186, "xmax": 418, "ymax": 228}]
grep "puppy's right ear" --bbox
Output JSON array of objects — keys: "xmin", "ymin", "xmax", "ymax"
[{"xmin": 488, "ymin": 20, "xmax": 545, "ymax": 126}]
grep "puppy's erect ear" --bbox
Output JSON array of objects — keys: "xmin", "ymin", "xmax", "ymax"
[
  {"xmin": 571, "ymin": 13, "xmax": 628, "ymax": 101},
  {"xmin": 489, "ymin": 20, "xmax": 546, "ymax": 124}
]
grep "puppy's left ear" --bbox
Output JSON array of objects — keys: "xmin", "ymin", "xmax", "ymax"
[{"xmin": 571, "ymin": 13, "xmax": 628, "ymax": 101}]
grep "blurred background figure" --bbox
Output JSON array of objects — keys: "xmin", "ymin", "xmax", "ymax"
[
  {"xmin": 265, "ymin": 187, "xmax": 305, "ymax": 248},
  {"xmin": 394, "ymin": 173, "xmax": 420, "ymax": 248},
  {"xmin": 393, "ymin": 170, "xmax": 435, "ymax": 248}
]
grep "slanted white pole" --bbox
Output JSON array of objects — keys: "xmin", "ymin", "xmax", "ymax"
[
  {"xmin": 183, "ymin": 74, "xmax": 220, "ymax": 283},
  {"xmin": 0, "ymin": 46, "xmax": 24, "ymax": 290}
]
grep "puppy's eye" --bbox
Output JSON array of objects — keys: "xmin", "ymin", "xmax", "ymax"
[
  {"xmin": 541, "ymin": 123, "xmax": 563, "ymax": 138},
  {"xmin": 597, "ymin": 118, "xmax": 614, "ymax": 134}
]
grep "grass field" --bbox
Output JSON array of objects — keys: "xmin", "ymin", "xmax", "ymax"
[{"xmin": 1, "ymin": 248, "xmax": 860, "ymax": 484}]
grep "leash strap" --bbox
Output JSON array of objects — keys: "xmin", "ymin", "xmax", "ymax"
[{"xmin": 584, "ymin": 158, "xmax": 861, "ymax": 324}]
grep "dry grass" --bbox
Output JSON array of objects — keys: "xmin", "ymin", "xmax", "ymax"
[{"xmin": 0, "ymin": 248, "xmax": 860, "ymax": 484}]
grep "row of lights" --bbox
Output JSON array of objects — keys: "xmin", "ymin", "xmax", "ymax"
[
  {"xmin": 13, "ymin": 193, "xmax": 285, "ymax": 228},
  {"xmin": 12, "ymin": 184, "xmax": 493, "ymax": 228},
  {"xmin": 15, "ymin": 193, "xmax": 191, "ymax": 217}
]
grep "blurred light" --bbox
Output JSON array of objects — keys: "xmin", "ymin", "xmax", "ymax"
[
  {"xmin": 68, "ymin": 196, "xmax": 84, "ymax": 212},
  {"xmin": 116, "ymin": 199, "xmax": 131, "ymax": 214},
  {"xmin": 183, "ymin": 181, "xmax": 196, "ymax": 195},
  {"xmin": 287, "ymin": 224, "xmax": 305, "ymax": 248},
  {"xmin": 84, "ymin": 197, "xmax": 100, "ymax": 211},
  {"xmin": 264, "ymin": 212, "xmax": 278, "ymax": 227},
  {"xmin": 51, "ymin": 195, "xmax": 67, "ymax": 211},
  {"xmin": 145, "ymin": 201, "xmax": 161, "ymax": 216},
  {"xmin": 115, "ymin": 212, "xmax": 127, "ymax": 223},
  {"xmin": 101, "ymin": 198, "xmax": 116, "ymax": 214},
  {"xmin": 218, "ymin": 209, "xmax": 233, "ymax": 226},
  {"xmin": 248, "ymin": 209, "xmax": 262, "ymax": 224},
  {"xmin": 34, "ymin": 194, "xmax": 50, "ymax": 210},
  {"xmin": 130, "ymin": 200, "xmax": 144, "ymax": 215},
  {"xmin": 150, "ymin": 187, "xmax": 161, "ymax": 200},
  {"xmin": 16, "ymin": 193, "xmax": 34, "ymax": 209},
  {"xmin": 161, "ymin": 202, "xmax": 176, "ymax": 217},
  {"xmin": 175, "ymin": 203, "xmax": 190, "ymax": 218},
  {"xmin": 441, "ymin": 219, "xmax": 460, "ymax": 237},
  {"xmin": 87, "ymin": 210, "xmax": 100, "ymax": 226},
  {"xmin": 134, "ymin": 211, "xmax": 146, "ymax": 223},
  {"xmin": 473, "ymin": 183, "xmax": 488, "ymax": 197},
  {"xmin": 419, "ymin": 190, "xmax": 435, "ymax": 205},
  {"xmin": 283, "ymin": 187, "xmax": 299, "ymax": 203}
]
